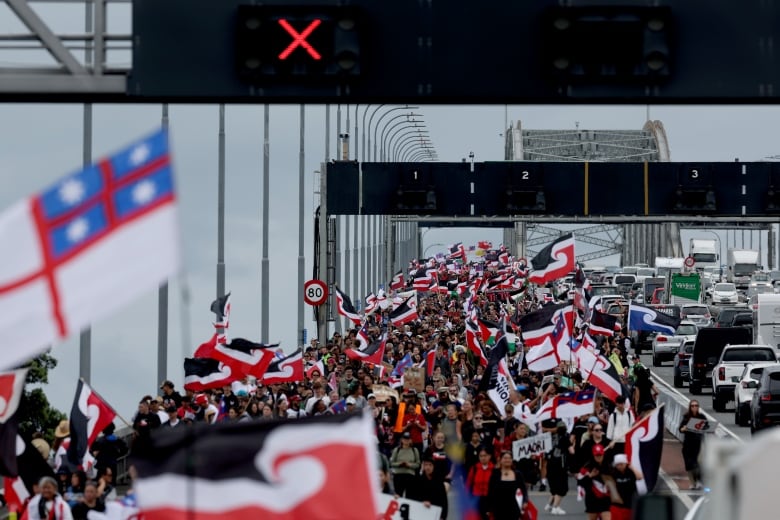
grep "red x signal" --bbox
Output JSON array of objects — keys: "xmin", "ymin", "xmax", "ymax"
[{"xmin": 278, "ymin": 19, "xmax": 322, "ymax": 60}]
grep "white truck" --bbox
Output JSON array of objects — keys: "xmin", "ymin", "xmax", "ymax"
[
  {"xmin": 711, "ymin": 344, "xmax": 777, "ymax": 412},
  {"xmin": 727, "ymin": 248, "xmax": 760, "ymax": 289},
  {"xmin": 654, "ymin": 257, "xmax": 685, "ymax": 279},
  {"xmin": 689, "ymin": 238, "xmax": 719, "ymax": 270},
  {"xmin": 753, "ymin": 293, "xmax": 780, "ymax": 349}
]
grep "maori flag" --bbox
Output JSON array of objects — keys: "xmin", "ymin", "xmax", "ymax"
[
  {"xmin": 390, "ymin": 270, "xmax": 405, "ymax": 291},
  {"xmin": 0, "ymin": 368, "xmax": 27, "ymax": 477},
  {"xmin": 334, "ymin": 286, "xmax": 362, "ymax": 326},
  {"xmin": 132, "ymin": 412, "xmax": 379, "ymax": 520},
  {"xmin": 625, "ymin": 405, "xmax": 664, "ymax": 493},
  {"xmin": 211, "ymin": 292, "xmax": 231, "ymax": 329},
  {"xmin": 528, "ymin": 233, "xmax": 575, "ymax": 285},
  {"xmin": 66, "ymin": 379, "xmax": 117, "ymax": 470},
  {"xmin": 389, "ymin": 296, "xmax": 418, "ymax": 327},
  {"xmin": 184, "ymin": 357, "xmax": 235, "ymax": 392},
  {"xmin": 261, "ymin": 349, "xmax": 304, "ymax": 385},
  {"xmin": 194, "ymin": 334, "xmax": 277, "ymax": 380}
]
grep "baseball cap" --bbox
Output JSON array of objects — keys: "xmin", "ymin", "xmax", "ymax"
[
  {"xmin": 592, "ymin": 444, "xmax": 605, "ymax": 456},
  {"xmin": 346, "ymin": 397, "xmax": 357, "ymax": 405},
  {"xmin": 613, "ymin": 454, "xmax": 628, "ymax": 466},
  {"xmin": 194, "ymin": 394, "xmax": 208, "ymax": 407},
  {"xmin": 588, "ymin": 416, "xmax": 600, "ymax": 424},
  {"xmin": 402, "ymin": 432, "xmax": 412, "ymax": 439},
  {"xmin": 367, "ymin": 393, "xmax": 376, "ymax": 400}
]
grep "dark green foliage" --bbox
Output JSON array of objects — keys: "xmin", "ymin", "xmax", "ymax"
[{"xmin": 16, "ymin": 354, "xmax": 67, "ymax": 442}]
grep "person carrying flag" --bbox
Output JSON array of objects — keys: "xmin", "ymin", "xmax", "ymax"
[{"xmin": 606, "ymin": 453, "xmax": 644, "ymax": 520}]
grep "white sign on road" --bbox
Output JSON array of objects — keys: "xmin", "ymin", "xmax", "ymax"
[
  {"xmin": 685, "ymin": 417, "xmax": 719, "ymax": 434},
  {"xmin": 512, "ymin": 432, "xmax": 552, "ymax": 460},
  {"xmin": 376, "ymin": 494, "xmax": 442, "ymax": 520}
]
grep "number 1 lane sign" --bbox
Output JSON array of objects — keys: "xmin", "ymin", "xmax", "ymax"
[{"xmin": 304, "ymin": 279, "xmax": 328, "ymax": 306}]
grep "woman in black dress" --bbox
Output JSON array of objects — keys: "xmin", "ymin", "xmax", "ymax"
[
  {"xmin": 488, "ymin": 451, "xmax": 528, "ymax": 520},
  {"xmin": 679, "ymin": 399, "xmax": 705, "ymax": 489}
]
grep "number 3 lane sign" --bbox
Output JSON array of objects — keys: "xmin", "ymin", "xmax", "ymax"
[{"xmin": 304, "ymin": 279, "xmax": 328, "ymax": 306}]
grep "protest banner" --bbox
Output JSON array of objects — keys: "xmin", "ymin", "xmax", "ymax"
[{"xmin": 512, "ymin": 432, "xmax": 552, "ymax": 459}]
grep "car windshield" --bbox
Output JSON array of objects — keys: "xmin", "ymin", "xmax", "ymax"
[
  {"xmin": 637, "ymin": 268, "xmax": 655, "ymax": 277},
  {"xmin": 715, "ymin": 283, "xmax": 736, "ymax": 291},
  {"xmin": 683, "ymin": 306, "xmax": 709, "ymax": 315},
  {"xmin": 722, "ymin": 349, "xmax": 776, "ymax": 362},
  {"xmin": 676, "ymin": 324, "xmax": 698, "ymax": 335}
]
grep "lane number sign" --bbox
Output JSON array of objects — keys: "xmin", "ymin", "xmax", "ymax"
[{"xmin": 304, "ymin": 279, "xmax": 328, "ymax": 306}]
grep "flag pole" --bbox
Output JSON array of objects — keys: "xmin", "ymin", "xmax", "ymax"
[{"xmin": 79, "ymin": 378, "xmax": 133, "ymax": 429}]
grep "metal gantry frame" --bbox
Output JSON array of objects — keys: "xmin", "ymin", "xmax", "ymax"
[
  {"xmin": 502, "ymin": 119, "xmax": 686, "ymax": 265},
  {"xmin": 0, "ymin": 0, "xmax": 129, "ymax": 97}
]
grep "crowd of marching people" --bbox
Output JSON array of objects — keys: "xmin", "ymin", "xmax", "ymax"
[
  {"xmin": 122, "ymin": 257, "xmax": 654, "ymax": 519},
  {"xmin": 15, "ymin": 241, "xmax": 666, "ymax": 520}
]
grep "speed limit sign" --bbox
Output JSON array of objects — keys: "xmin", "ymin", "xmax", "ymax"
[
  {"xmin": 684, "ymin": 256, "xmax": 695, "ymax": 268},
  {"xmin": 304, "ymin": 279, "xmax": 328, "ymax": 306}
]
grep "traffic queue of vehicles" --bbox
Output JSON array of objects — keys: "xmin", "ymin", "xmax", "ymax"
[{"xmin": 584, "ymin": 252, "xmax": 780, "ymax": 434}]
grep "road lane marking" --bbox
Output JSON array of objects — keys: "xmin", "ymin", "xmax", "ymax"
[{"xmin": 658, "ymin": 468, "xmax": 695, "ymax": 510}]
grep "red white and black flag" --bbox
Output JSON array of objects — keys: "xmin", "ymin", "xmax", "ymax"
[
  {"xmin": 0, "ymin": 368, "xmax": 27, "ymax": 477},
  {"xmin": 448, "ymin": 242, "xmax": 467, "ymax": 263},
  {"xmin": 589, "ymin": 310, "xmax": 619, "ymax": 337},
  {"xmin": 528, "ymin": 233, "xmax": 575, "ymax": 285},
  {"xmin": 334, "ymin": 286, "xmax": 362, "ymax": 326},
  {"xmin": 625, "ymin": 405, "xmax": 664, "ymax": 493},
  {"xmin": 389, "ymin": 295, "xmax": 418, "ymax": 327},
  {"xmin": 184, "ymin": 357, "xmax": 235, "ymax": 392},
  {"xmin": 413, "ymin": 268, "xmax": 433, "ymax": 292},
  {"xmin": 133, "ymin": 412, "xmax": 379, "ymax": 520},
  {"xmin": 519, "ymin": 304, "xmax": 575, "ymax": 372},
  {"xmin": 195, "ymin": 334, "xmax": 277, "ymax": 380},
  {"xmin": 464, "ymin": 319, "xmax": 489, "ymax": 367},
  {"xmin": 390, "ymin": 270, "xmax": 405, "ymax": 291},
  {"xmin": 346, "ymin": 333, "xmax": 387, "ymax": 365},
  {"xmin": 261, "ymin": 349, "xmax": 304, "ymax": 385},
  {"xmin": 575, "ymin": 347, "xmax": 624, "ymax": 402},
  {"xmin": 66, "ymin": 379, "xmax": 117, "ymax": 470},
  {"xmin": 3, "ymin": 434, "xmax": 56, "ymax": 512},
  {"xmin": 211, "ymin": 292, "xmax": 231, "ymax": 330}
]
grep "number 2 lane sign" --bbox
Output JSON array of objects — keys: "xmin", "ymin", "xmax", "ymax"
[{"xmin": 304, "ymin": 279, "xmax": 328, "ymax": 306}]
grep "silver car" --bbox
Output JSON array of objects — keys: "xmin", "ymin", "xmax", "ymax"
[
  {"xmin": 681, "ymin": 304, "xmax": 713, "ymax": 328},
  {"xmin": 652, "ymin": 320, "xmax": 698, "ymax": 367}
]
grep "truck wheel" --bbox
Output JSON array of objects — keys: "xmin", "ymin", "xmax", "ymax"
[
  {"xmin": 690, "ymin": 382, "xmax": 701, "ymax": 395},
  {"xmin": 674, "ymin": 375, "xmax": 684, "ymax": 388},
  {"xmin": 736, "ymin": 405, "xmax": 748, "ymax": 427},
  {"xmin": 713, "ymin": 393, "xmax": 724, "ymax": 412}
]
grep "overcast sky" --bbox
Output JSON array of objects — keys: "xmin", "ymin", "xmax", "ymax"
[
  {"xmin": 2, "ymin": 6, "xmax": 780, "ymax": 420},
  {"xmin": 2, "ymin": 102, "xmax": 779, "ymax": 419}
]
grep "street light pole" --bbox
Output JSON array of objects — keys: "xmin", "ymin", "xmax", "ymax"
[
  {"xmin": 384, "ymin": 124, "xmax": 425, "ymax": 161},
  {"xmin": 377, "ymin": 113, "xmax": 421, "ymax": 160},
  {"xmin": 393, "ymin": 133, "xmax": 430, "ymax": 161},
  {"xmin": 372, "ymin": 106, "xmax": 417, "ymax": 161}
]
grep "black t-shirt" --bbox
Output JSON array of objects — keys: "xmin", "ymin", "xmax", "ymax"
[
  {"xmin": 613, "ymin": 468, "xmax": 638, "ymax": 508},
  {"xmin": 71, "ymin": 499, "xmax": 106, "ymax": 520},
  {"xmin": 162, "ymin": 391, "xmax": 183, "ymax": 409}
]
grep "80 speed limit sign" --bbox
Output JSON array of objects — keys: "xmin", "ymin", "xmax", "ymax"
[{"xmin": 303, "ymin": 279, "xmax": 328, "ymax": 306}]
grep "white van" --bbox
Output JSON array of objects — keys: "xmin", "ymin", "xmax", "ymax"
[{"xmin": 752, "ymin": 294, "xmax": 780, "ymax": 349}]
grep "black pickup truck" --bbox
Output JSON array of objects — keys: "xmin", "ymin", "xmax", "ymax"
[{"xmin": 689, "ymin": 327, "xmax": 752, "ymax": 395}]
